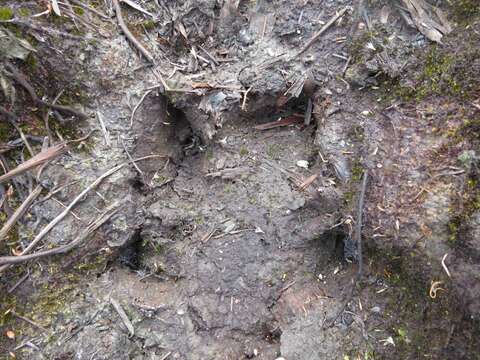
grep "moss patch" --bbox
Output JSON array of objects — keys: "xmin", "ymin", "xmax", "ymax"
[{"xmin": 0, "ymin": 7, "xmax": 14, "ymax": 21}]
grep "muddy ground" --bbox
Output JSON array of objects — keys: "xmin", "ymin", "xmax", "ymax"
[{"xmin": 0, "ymin": 0, "xmax": 479, "ymax": 359}]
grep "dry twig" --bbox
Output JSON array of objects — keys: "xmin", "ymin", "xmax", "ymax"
[
  {"xmin": 0, "ymin": 185, "xmax": 42, "ymax": 242},
  {"xmin": 0, "ymin": 143, "xmax": 68, "ymax": 185},
  {"xmin": 295, "ymin": 7, "xmax": 348, "ymax": 58},
  {"xmin": 18, "ymin": 155, "xmax": 165, "ymax": 257},
  {"xmin": 0, "ymin": 201, "xmax": 121, "ymax": 266},
  {"xmin": 112, "ymin": 0, "xmax": 154, "ymax": 63}
]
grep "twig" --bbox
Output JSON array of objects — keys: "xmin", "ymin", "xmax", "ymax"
[
  {"xmin": 69, "ymin": 0, "xmax": 111, "ymax": 20},
  {"xmin": 110, "ymin": 297, "xmax": 135, "ymax": 336},
  {"xmin": 112, "ymin": 0, "xmax": 154, "ymax": 63},
  {"xmin": 7, "ymin": 270, "xmax": 30, "ymax": 294},
  {"xmin": 160, "ymin": 352, "xmax": 171, "ymax": 360},
  {"xmin": 129, "ymin": 89, "xmax": 152, "ymax": 127},
  {"xmin": 0, "ymin": 201, "xmax": 121, "ymax": 266},
  {"xmin": 0, "ymin": 185, "xmax": 42, "ymax": 242},
  {"xmin": 96, "ymin": 111, "xmax": 110, "ymax": 146},
  {"xmin": 327, "ymin": 170, "xmax": 368, "ymax": 327},
  {"xmin": 295, "ymin": 7, "xmax": 348, "ymax": 58},
  {"xmin": 9, "ymin": 310, "xmax": 49, "ymax": 333},
  {"xmin": 0, "ymin": 143, "xmax": 68, "ymax": 184},
  {"xmin": 17, "ymin": 155, "xmax": 166, "ymax": 258},
  {"xmin": 441, "ymin": 253, "xmax": 451, "ymax": 278},
  {"xmin": 4, "ymin": 63, "xmax": 88, "ymax": 120},
  {"xmin": 120, "ymin": 137, "xmax": 144, "ymax": 179},
  {"xmin": 198, "ymin": 45, "xmax": 220, "ymax": 66},
  {"xmin": 0, "ymin": 106, "xmax": 34, "ymax": 153},
  {"xmin": 241, "ymin": 87, "xmax": 252, "ymax": 111}
]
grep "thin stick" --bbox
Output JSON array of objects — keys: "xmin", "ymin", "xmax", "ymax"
[
  {"xmin": 19, "ymin": 155, "xmax": 165, "ymax": 257},
  {"xmin": 112, "ymin": 0, "xmax": 155, "ymax": 63},
  {"xmin": 295, "ymin": 7, "xmax": 348, "ymax": 58},
  {"xmin": 110, "ymin": 297, "xmax": 135, "ymax": 336},
  {"xmin": 241, "ymin": 87, "xmax": 252, "ymax": 111},
  {"xmin": 10, "ymin": 310, "xmax": 49, "ymax": 333},
  {"xmin": 69, "ymin": 0, "xmax": 111, "ymax": 20},
  {"xmin": 96, "ymin": 111, "xmax": 110, "ymax": 146},
  {"xmin": 0, "ymin": 143, "xmax": 68, "ymax": 185},
  {"xmin": 120, "ymin": 138, "xmax": 144, "ymax": 178},
  {"xmin": 327, "ymin": 170, "xmax": 368, "ymax": 327},
  {"xmin": 0, "ymin": 185, "xmax": 42, "ymax": 242},
  {"xmin": 7, "ymin": 270, "xmax": 30, "ymax": 294},
  {"xmin": 0, "ymin": 201, "xmax": 120, "ymax": 266},
  {"xmin": 129, "ymin": 89, "xmax": 152, "ymax": 127}
]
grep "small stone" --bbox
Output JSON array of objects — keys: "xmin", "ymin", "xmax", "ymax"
[
  {"xmin": 296, "ymin": 160, "xmax": 309, "ymax": 169},
  {"xmin": 238, "ymin": 29, "xmax": 254, "ymax": 46},
  {"xmin": 223, "ymin": 220, "xmax": 236, "ymax": 234}
]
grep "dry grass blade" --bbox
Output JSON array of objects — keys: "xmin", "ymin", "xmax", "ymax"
[
  {"xmin": 0, "ymin": 185, "xmax": 42, "ymax": 242},
  {"xmin": 13, "ymin": 154, "xmax": 166, "ymax": 259},
  {"xmin": 0, "ymin": 201, "xmax": 121, "ymax": 266},
  {"xmin": 113, "ymin": 0, "xmax": 154, "ymax": 63},
  {"xmin": 295, "ymin": 7, "xmax": 348, "ymax": 58},
  {"xmin": 254, "ymin": 114, "xmax": 303, "ymax": 130},
  {"xmin": 0, "ymin": 143, "xmax": 68, "ymax": 184},
  {"xmin": 51, "ymin": 0, "xmax": 62, "ymax": 16}
]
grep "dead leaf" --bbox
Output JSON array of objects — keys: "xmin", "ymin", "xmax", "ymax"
[{"xmin": 401, "ymin": 0, "xmax": 452, "ymax": 43}]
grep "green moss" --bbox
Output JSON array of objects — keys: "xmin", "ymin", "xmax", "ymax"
[
  {"xmin": 450, "ymin": 0, "xmax": 480, "ymax": 22},
  {"xmin": 239, "ymin": 146, "xmax": 249, "ymax": 157},
  {"xmin": 0, "ymin": 7, "xmax": 14, "ymax": 21},
  {"xmin": 73, "ymin": 7, "xmax": 85, "ymax": 16},
  {"xmin": 351, "ymin": 158, "xmax": 364, "ymax": 182},
  {"xmin": 205, "ymin": 149, "xmax": 214, "ymax": 161},
  {"xmin": 266, "ymin": 143, "xmax": 283, "ymax": 160},
  {"xmin": 141, "ymin": 20, "xmax": 156, "ymax": 30},
  {"xmin": 25, "ymin": 53, "xmax": 38, "ymax": 71},
  {"xmin": 18, "ymin": 8, "xmax": 31, "ymax": 17}
]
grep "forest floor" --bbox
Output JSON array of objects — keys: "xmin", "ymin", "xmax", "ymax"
[{"xmin": 0, "ymin": 0, "xmax": 479, "ymax": 359}]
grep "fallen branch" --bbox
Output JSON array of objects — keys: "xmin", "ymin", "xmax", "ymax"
[
  {"xmin": 254, "ymin": 114, "xmax": 303, "ymax": 130},
  {"xmin": 4, "ymin": 63, "xmax": 88, "ymax": 120},
  {"xmin": 326, "ymin": 170, "xmax": 368, "ymax": 327},
  {"xmin": 112, "ymin": 0, "xmax": 155, "ymax": 63},
  {"xmin": 129, "ymin": 89, "xmax": 153, "ymax": 127},
  {"xmin": 295, "ymin": 7, "xmax": 348, "ymax": 58},
  {"xmin": 0, "ymin": 143, "xmax": 68, "ymax": 185},
  {"xmin": 0, "ymin": 201, "xmax": 121, "ymax": 266},
  {"xmin": 12, "ymin": 154, "xmax": 166, "ymax": 259},
  {"xmin": 0, "ymin": 185, "xmax": 42, "ymax": 242}
]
